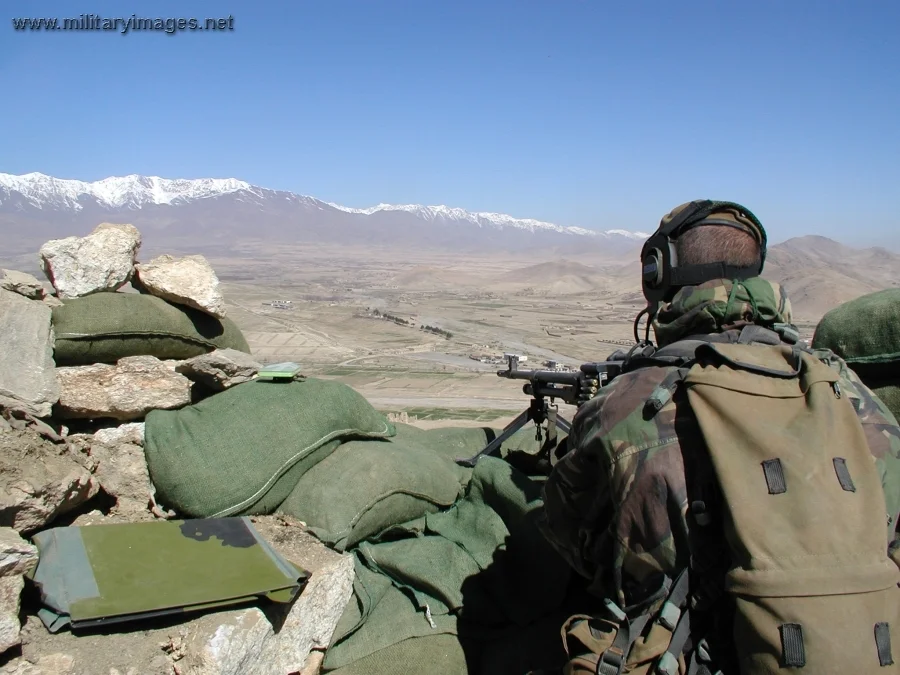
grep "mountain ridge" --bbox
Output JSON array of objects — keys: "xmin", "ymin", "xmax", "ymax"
[{"xmin": 0, "ymin": 171, "xmax": 649, "ymax": 240}]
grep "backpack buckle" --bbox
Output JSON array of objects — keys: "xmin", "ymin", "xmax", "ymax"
[
  {"xmin": 597, "ymin": 647, "xmax": 625, "ymax": 675},
  {"xmin": 655, "ymin": 652, "xmax": 679, "ymax": 675},
  {"xmin": 658, "ymin": 601, "xmax": 681, "ymax": 632}
]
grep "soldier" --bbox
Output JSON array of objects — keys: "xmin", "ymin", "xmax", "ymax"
[{"xmin": 538, "ymin": 201, "xmax": 900, "ymax": 674}]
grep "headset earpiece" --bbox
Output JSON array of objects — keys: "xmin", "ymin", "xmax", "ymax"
[
  {"xmin": 640, "ymin": 235, "xmax": 676, "ymax": 305},
  {"xmin": 641, "ymin": 248, "xmax": 663, "ymax": 287}
]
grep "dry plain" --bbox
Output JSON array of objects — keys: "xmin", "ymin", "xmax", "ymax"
[{"xmin": 206, "ymin": 241, "xmax": 840, "ymax": 428}]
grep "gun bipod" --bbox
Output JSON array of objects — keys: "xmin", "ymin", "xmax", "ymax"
[{"xmin": 456, "ymin": 396, "xmax": 571, "ymax": 468}]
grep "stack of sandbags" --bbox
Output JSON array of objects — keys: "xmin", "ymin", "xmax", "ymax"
[
  {"xmin": 812, "ymin": 288, "xmax": 900, "ymax": 421},
  {"xmin": 12, "ymin": 223, "xmax": 255, "ymax": 422},
  {"xmin": 143, "ymin": 375, "xmax": 560, "ymax": 554},
  {"xmin": 40, "ymin": 223, "xmax": 250, "ymax": 367}
]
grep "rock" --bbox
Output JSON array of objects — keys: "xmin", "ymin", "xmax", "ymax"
[
  {"xmin": 0, "ymin": 660, "xmax": 39, "ymax": 675},
  {"xmin": 0, "ymin": 530, "xmax": 36, "ymax": 658},
  {"xmin": 0, "ymin": 427, "xmax": 99, "ymax": 534},
  {"xmin": 0, "ymin": 575, "xmax": 25, "ymax": 653},
  {"xmin": 0, "ymin": 289, "xmax": 59, "ymax": 418},
  {"xmin": 299, "ymin": 651, "xmax": 324, "ymax": 675},
  {"xmin": 39, "ymin": 223, "xmax": 141, "ymax": 299},
  {"xmin": 0, "ymin": 654, "xmax": 76, "ymax": 675},
  {"xmin": 256, "ymin": 554, "xmax": 355, "ymax": 675},
  {"xmin": 0, "ymin": 270, "xmax": 45, "ymax": 300},
  {"xmin": 176, "ymin": 609, "xmax": 271, "ymax": 675},
  {"xmin": 89, "ymin": 442, "xmax": 153, "ymax": 518},
  {"xmin": 92, "ymin": 423, "xmax": 145, "ymax": 447},
  {"xmin": 33, "ymin": 654, "xmax": 75, "ymax": 674},
  {"xmin": 0, "ymin": 528, "xmax": 39, "ymax": 577},
  {"xmin": 174, "ymin": 350, "xmax": 261, "ymax": 391},
  {"xmin": 177, "ymin": 529, "xmax": 354, "ymax": 675},
  {"xmin": 135, "ymin": 255, "xmax": 226, "ymax": 318},
  {"xmin": 55, "ymin": 356, "xmax": 192, "ymax": 420},
  {"xmin": 41, "ymin": 296, "xmax": 63, "ymax": 308}
]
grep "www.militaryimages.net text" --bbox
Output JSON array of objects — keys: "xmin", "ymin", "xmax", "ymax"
[{"xmin": 11, "ymin": 14, "xmax": 235, "ymax": 35}]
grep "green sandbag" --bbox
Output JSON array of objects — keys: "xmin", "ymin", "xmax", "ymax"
[
  {"xmin": 325, "ymin": 634, "xmax": 470, "ymax": 675},
  {"xmin": 51, "ymin": 293, "xmax": 251, "ymax": 366},
  {"xmin": 813, "ymin": 289, "xmax": 900, "ymax": 421},
  {"xmin": 144, "ymin": 378, "xmax": 396, "ymax": 518},
  {"xmin": 812, "ymin": 289, "xmax": 900, "ymax": 365},
  {"xmin": 323, "ymin": 457, "xmax": 573, "ymax": 673},
  {"xmin": 279, "ymin": 423, "xmax": 476, "ymax": 552}
]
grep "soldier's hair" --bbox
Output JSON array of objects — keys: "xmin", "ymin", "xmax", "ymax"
[{"xmin": 675, "ymin": 225, "xmax": 761, "ymax": 268}]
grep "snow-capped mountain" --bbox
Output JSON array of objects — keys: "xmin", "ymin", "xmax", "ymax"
[{"xmin": 0, "ymin": 172, "xmax": 649, "ymax": 254}]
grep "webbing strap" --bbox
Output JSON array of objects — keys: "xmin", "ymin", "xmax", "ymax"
[
  {"xmin": 762, "ymin": 458, "xmax": 787, "ymax": 494},
  {"xmin": 736, "ymin": 324, "xmax": 782, "ymax": 346},
  {"xmin": 658, "ymin": 569, "xmax": 691, "ymax": 631},
  {"xmin": 779, "ymin": 623, "xmax": 806, "ymax": 667},
  {"xmin": 833, "ymin": 457, "xmax": 856, "ymax": 492},
  {"xmin": 653, "ymin": 570, "xmax": 695, "ymax": 675},
  {"xmin": 876, "ymin": 622, "xmax": 894, "ymax": 667},
  {"xmin": 687, "ymin": 657, "xmax": 714, "ymax": 675},
  {"xmin": 596, "ymin": 613, "xmax": 652, "ymax": 675},
  {"xmin": 656, "ymin": 608, "xmax": 692, "ymax": 675}
]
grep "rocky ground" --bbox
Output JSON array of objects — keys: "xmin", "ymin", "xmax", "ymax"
[{"xmin": 0, "ymin": 224, "xmax": 356, "ymax": 675}]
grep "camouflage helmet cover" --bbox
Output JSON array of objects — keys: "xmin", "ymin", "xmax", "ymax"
[{"xmin": 640, "ymin": 199, "xmax": 768, "ymax": 305}]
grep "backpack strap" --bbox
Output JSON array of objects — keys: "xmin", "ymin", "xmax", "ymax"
[
  {"xmin": 652, "ymin": 570, "xmax": 693, "ymax": 675},
  {"xmin": 594, "ymin": 609, "xmax": 653, "ymax": 675},
  {"xmin": 595, "ymin": 569, "xmax": 701, "ymax": 675}
]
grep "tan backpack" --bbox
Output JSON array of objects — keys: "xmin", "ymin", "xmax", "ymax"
[{"xmin": 561, "ymin": 329, "xmax": 900, "ymax": 674}]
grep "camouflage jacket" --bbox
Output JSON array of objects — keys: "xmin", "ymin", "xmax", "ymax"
[{"xmin": 538, "ymin": 277, "xmax": 900, "ymax": 610}]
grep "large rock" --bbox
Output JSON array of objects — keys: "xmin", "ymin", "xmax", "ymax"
[
  {"xmin": 0, "ymin": 530, "xmax": 38, "ymax": 658},
  {"xmin": 175, "ymin": 349, "xmax": 261, "ymax": 391},
  {"xmin": 0, "ymin": 289, "xmax": 59, "ymax": 418},
  {"xmin": 0, "ymin": 528, "xmax": 39, "ymax": 577},
  {"xmin": 39, "ymin": 223, "xmax": 141, "ymax": 299},
  {"xmin": 55, "ymin": 356, "xmax": 192, "ymax": 420},
  {"xmin": 89, "ymin": 442, "xmax": 154, "ymax": 520},
  {"xmin": 0, "ymin": 270, "xmax": 45, "ymax": 300},
  {"xmin": 135, "ymin": 255, "xmax": 226, "ymax": 318},
  {"xmin": 176, "ymin": 554, "xmax": 354, "ymax": 675},
  {"xmin": 92, "ymin": 423, "xmax": 145, "ymax": 447},
  {"xmin": 0, "ymin": 428, "xmax": 99, "ymax": 534},
  {"xmin": 0, "ymin": 575, "xmax": 25, "ymax": 654}
]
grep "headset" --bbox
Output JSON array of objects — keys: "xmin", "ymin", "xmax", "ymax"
[{"xmin": 634, "ymin": 200, "xmax": 767, "ymax": 342}]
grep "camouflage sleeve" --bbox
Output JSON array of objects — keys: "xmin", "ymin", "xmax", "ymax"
[
  {"xmin": 816, "ymin": 350, "xmax": 900, "ymax": 542},
  {"xmin": 540, "ymin": 366, "xmax": 699, "ymax": 606},
  {"xmin": 538, "ymin": 378, "xmax": 616, "ymax": 584}
]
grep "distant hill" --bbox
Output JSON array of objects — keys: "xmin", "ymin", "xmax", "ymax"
[
  {"xmin": 390, "ymin": 266, "xmax": 484, "ymax": 290},
  {"xmin": 764, "ymin": 236, "xmax": 900, "ymax": 320},
  {"xmin": 472, "ymin": 238, "xmax": 900, "ymax": 321}
]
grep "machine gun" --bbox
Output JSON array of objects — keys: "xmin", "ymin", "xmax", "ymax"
[{"xmin": 456, "ymin": 353, "xmax": 625, "ymax": 469}]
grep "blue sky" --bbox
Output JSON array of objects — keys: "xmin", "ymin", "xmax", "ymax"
[{"xmin": 2, "ymin": 1, "xmax": 898, "ymax": 245}]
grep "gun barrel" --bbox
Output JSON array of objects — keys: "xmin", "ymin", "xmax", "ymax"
[{"xmin": 499, "ymin": 368, "xmax": 584, "ymax": 385}]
